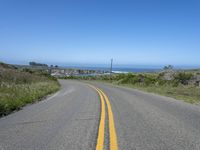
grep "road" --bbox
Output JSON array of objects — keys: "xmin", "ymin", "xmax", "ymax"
[{"xmin": 0, "ymin": 80, "xmax": 200, "ymax": 150}]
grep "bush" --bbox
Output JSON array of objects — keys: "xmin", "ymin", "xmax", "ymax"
[
  {"xmin": 174, "ymin": 72, "xmax": 193, "ymax": 85},
  {"xmin": 144, "ymin": 76, "xmax": 156, "ymax": 86}
]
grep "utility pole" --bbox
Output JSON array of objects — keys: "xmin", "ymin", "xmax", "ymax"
[
  {"xmin": 49, "ymin": 65, "xmax": 53, "ymax": 75},
  {"xmin": 110, "ymin": 58, "xmax": 113, "ymax": 81}
]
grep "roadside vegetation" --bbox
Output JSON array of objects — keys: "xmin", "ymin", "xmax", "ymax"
[
  {"xmin": 62, "ymin": 66, "xmax": 200, "ymax": 104},
  {"xmin": 0, "ymin": 62, "xmax": 60, "ymax": 116}
]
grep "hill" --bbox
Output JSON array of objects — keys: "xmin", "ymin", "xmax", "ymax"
[{"xmin": 0, "ymin": 62, "xmax": 60, "ymax": 116}]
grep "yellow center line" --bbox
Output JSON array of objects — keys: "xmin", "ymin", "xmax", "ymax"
[
  {"xmin": 88, "ymin": 84, "xmax": 118, "ymax": 150},
  {"xmin": 98, "ymin": 89, "xmax": 118, "ymax": 150},
  {"xmin": 88, "ymin": 85, "xmax": 106, "ymax": 150}
]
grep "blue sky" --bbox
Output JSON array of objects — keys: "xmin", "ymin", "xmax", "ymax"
[{"xmin": 0, "ymin": 0, "xmax": 200, "ymax": 68}]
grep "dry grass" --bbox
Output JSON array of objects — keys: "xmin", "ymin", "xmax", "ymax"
[{"xmin": 117, "ymin": 83, "xmax": 200, "ymax": 104}]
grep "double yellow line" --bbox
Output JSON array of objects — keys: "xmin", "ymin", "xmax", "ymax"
[{"xmin": 89, "ymin": 85, "xmax": 118, "ymax": 150}]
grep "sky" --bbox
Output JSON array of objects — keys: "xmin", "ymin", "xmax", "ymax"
[{"xmin": 0, "ymin": 0, "xmax": 200, "ymax": 68}]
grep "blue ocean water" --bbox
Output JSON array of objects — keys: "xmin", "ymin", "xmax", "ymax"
[
  {"xmin": 63, "ymin": 66, "xmax": 161, "ymax": 73},
  {"xmin": 112, "ymin": 68, "xmax": 161, "ymax": 73}
]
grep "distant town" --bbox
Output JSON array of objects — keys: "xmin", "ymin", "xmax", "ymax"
[{"xmin": 15, "ymin": 61, "xmax": 110, "ymax": 77}]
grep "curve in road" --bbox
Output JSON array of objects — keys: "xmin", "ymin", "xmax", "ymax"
[
  {"xmin": 1, "ymin": 80, "xmax": 200, "ymax": 150},
  {"xmin": 88, "ymin": 85, "xmax": 118, "ymax": 150}
]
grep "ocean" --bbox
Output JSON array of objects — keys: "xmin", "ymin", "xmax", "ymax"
[{"xmin": 62, "ymin": 66, "xmax": 161, "ymax": 73}]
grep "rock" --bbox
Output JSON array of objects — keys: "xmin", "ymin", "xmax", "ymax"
[{"xmin": 159, "ymin": 70, "xmax": 176, "ymax": 81}]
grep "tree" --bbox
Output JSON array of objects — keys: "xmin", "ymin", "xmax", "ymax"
[
  {"xmin": 29, "ymin": 62, "xmax": 48, "ymax": 67},
  {"xmin": 163, "ymin": 65, "xmax": 174, "ymax": 70}
]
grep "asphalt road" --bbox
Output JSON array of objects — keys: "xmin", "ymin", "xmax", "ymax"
[{"xmin": 0, "ymin": 80, "xmax": 200, "ymax": 150}]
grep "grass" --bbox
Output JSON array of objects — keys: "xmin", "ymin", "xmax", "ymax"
[
  {"xmin": 0, "ymin": 62, "xmax": 60, "ymax": 116},
  {"xmin": 115, "ymin": 83, "xmax": 200, "ymax": 104},
  {"xmin": 0, "ymin": 81, "xmax": 60, "ymax": 116}
]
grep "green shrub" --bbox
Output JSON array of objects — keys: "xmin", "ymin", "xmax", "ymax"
[
  {"xmin": 144, "ymin": 76, "xmax": 156, "ymax": 85},
  {"xmin": 174, "ymin": 72, "xmax": 193, "ymax": 85}
]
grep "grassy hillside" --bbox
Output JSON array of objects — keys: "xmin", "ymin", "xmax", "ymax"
[{"xmin": 0, "ymin": 62, "xmax": 60, "ymax": 116}]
